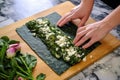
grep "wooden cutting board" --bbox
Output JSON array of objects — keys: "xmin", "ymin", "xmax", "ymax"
[{"xmin": 0, "ymin": 1, "xmax": 120, "ymax": 80}]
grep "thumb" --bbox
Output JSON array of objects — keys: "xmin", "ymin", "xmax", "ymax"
[{"xmin": 78, "ymin": 17, "xmax": 87, "ymax": 27}]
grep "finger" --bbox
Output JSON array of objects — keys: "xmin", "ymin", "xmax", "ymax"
[
  {"xmin": 75, "ymin": 29, "xmax": 94, "ymax": 47},
  {"xmin": 73, "ymin": 5, "xmax": 80, "ymax": 10},
  {"xmin": 73, "ymin": 27, "xmax": 86, "ymax": 44},
  {"xmin": 75, "ymin": 34, "xmax": 90, "ymax": 47},
  {"xmin": 57, "ymin": 14, "xmax": 68, "ymax": 26},
  {"xmin": 78, "ymin": 16, "xmax": 88, "ymax": 27},
  {"xmin": 73, "ymin": 30, "xmax": 87, "ymax": 44},
  {"xmin": 77, "ymin": 26, "xmax": 86, "ymax": 33},
  {"xmin": 58, "ymin": 15, "xmax": 72, "ymax": 27},
  {"xmin": 82, "ymin": 39, "xmax": 95, "ymax": 49},
  {"xmin": 57, "ymin": 12, "xmax": 72, "ymax": 26}
]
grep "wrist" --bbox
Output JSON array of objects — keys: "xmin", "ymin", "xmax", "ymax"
[
  {"xmin": 100, "ymin": 19, "xmax": 115, "ymax": 32},
  {"xmin": 102, "ymin": 6, "xmax": 120, "ymax": 29}
]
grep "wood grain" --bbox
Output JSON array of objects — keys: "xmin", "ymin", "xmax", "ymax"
[{"xmin": 0, "ymin": 1, "xmax": 120, "ymax": 80}]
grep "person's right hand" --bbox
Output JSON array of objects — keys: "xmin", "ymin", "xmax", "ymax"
[
  {"xmin": 57, "ymin": 0, "xmax": 94, "ymax": 27},
  {"xmin": 73, "ymin": 20, "xmax": 112, "ymax": 49}
]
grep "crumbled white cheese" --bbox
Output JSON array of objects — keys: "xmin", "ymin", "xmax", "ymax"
[
  {"xmin": 83, "ymin": 57, "xmax": 86, "ymax": 62},
  {"xmin": 32, "ymin": 33, "xmax": 36, "ymax": 36},
  {"xmin": 37, "ymin": 19, "xmax": 43, "ymax": 24},
  {"xmin": 68, "ymin": 36, "xmax": 71, "ymax": 38},
  {"xmin": 75, "ymin": 54, "xmax": 81, "ymax": 58},
  {"xmin": 65, "ymin": 56, "xmax": 70, "ymax": 61},
  {"xmin": 81, "ymin": 53, "xmax": 85, "ymax": 56},
  {"xmin": 58, "ymin": 31, "xmax": 61, "ymax": 34},
  {"xmin": 40, "ymin": 27, "xmax": 50, "ymax": 33},
  {"xmin": 56, "ymin": 48, "xmax": 59, "ymax": 51},
  {"xmin": 56, "ymin": 35, "xmax": 63, "ymax": 39},
  {"xmin": 66, "ymin": 47, "xmax": 76, "ymax": 56},
  {"xmin": 44, "ymin": 21, "xmax": 48, "ymax": 24},
  {"xmin": 44, "ymin": 24, "xmax": 48, "ymax": 27},
  {"xmin": 55, "ymin": 35, "xmax": 67, "ymax": 47},
  {"xmin": 38, "ymin": 19, "xmax": 48, "ymax": 24},
  {"xmin": 61, "ymin": 49, "xmax": 64, "ymax": 52}
]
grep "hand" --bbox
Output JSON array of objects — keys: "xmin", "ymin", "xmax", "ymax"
[
  {"xmin": 73, "ymin": 5, "xmax": 120, "ymax": 49},
  {"xmin": 73, "ymin": 21, "xmax": 112, "ymax": 49},
  {"xmin": 57, "ymin": 1, "xmax": 94, "ymax": 27}
]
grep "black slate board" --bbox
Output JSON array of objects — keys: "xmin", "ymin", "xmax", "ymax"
[{"xmin": 16, "ymin": 12, "xmax": 100, "ymax": 75}]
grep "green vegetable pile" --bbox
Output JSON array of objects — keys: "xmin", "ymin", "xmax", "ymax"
[
  {"xmin": 25, "ymin": 18, "xmax": 89, "ymax": 65},
  {"xmin": 0, "ymin": 36, "xmax": 46, "ymax": 80}
]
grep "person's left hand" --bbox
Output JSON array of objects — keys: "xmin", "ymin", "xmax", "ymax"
[
  {"xmin": 57, "ymin": 3, "xmax": 93, "ymax": 27},
  {"xmin": 73, "ymin": 20, "xmax": 112, "ymax": 49}
]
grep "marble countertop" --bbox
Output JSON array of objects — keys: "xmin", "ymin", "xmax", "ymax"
[{"xmin": 0, "ymin": 0, "xmax": 120, "ymax": 80}]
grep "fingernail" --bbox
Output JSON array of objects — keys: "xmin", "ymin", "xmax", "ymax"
[
  {"xmin": 57, "ymin": 24, "xmax": 61, "ymax": 27},
  {"xmin": 73, "ymin": 40, "xmax": 75, "ymax": 44},
  {"xmin": 82, "ymin": 46, "xmax": 87, "ymax": 49},
  {"xmin": 73, "ymin": 39, "xmax": 77, "ymax": 43},
  {"xmin": 75, "ymin": 43, "xmax": 78, "ymax": 47}
]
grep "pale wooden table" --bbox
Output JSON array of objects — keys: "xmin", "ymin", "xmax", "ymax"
[{"xmin": 0, "ymin": 1, "xmax": 120, "ymax": 80}]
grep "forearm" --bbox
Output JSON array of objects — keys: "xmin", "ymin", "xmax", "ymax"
[
  {"xmin": 81, "ymin": 0, "xmax": 94, "ymax": 11},
  {"xmin": 81, "ymin": 0, "xmax": 94, "ymax": 4},
  {"xmin": 79, "ymin": 0, "xmax": 94, "ymax": 19},
  {"xmin": 102, "ymin": 5, "xmax": 120, "ymax": 30}
]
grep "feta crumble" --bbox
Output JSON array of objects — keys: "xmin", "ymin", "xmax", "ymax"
[
  {"xmin": 66, "ymin": 47, "xmax": 77, "ymax": 56},
  {"xmin": 55, "ymin": 35, "xmax": 67, "ymax": 47},
  {"xmin": 83, "ymin": 57, "xmax": 87, "ymax": 62}
]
